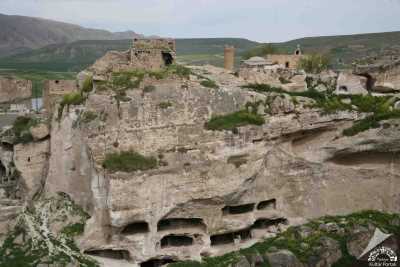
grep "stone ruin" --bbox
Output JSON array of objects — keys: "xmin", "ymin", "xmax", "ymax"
[
  {"xmin": 0, "ymin": 78, "xmax": 32, "ymax": 105},
  {"xmin": 130, "ymin": 38, "xmax": 176, "ymax": 70},
  {"xmin": 0, "ymin": 78, "xmax": 32, "ymax": 113}
]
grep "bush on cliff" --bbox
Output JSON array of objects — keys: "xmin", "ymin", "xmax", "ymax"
[
  {"xmin": 205, "ymin": 110, "xmax": 265, "ymax": 132},
  {"xmin": 82, "ymin": 76, "xmax": 93, "ymax": 93},
  {"xmin": 11, "ymin": 116, "xmax": 40, "ymax": 144},
  {"xmin": 103, "ymin": 151, "xmax": 158, "ymax": 172}
]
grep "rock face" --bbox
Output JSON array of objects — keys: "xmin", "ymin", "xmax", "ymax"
[
  {"xmin": 355, "ymin": 60, "xmax": 400, "ymax": 92},
  {"xmin": 0, "ymin": 78, "xmax": 32, "ymax": 104},
  {"xmin": 39, "ymin": 59, "xmax": 400, "ymax": 266},
  {"xmin": 13, "ymin": 140, "xmax": 50, "ymax": 200}
]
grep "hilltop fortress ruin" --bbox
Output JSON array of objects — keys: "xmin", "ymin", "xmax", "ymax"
[{"xmin": 1, "ymin": 38, "xmax": 400, "ymax": 267}]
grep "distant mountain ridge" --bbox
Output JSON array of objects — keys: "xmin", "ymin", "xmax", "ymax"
[
  {"xmin": 0, "ymin": 13, "xmax": 143, "ymax": 57},
  {"xmin": 0, "ymin": 38, "xmax": 260, "ymax": 71}
]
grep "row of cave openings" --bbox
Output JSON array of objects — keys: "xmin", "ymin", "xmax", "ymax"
[{"xmin": 85, "ymin": 199, "xmax": 288, "ymax": 267}]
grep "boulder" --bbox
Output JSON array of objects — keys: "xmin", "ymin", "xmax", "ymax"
[
  {"xmin": 265, "ymin": 250, "xmax": 304, "ymax": 267},
  {"xmin": 346, "ymin": 226, "xmax": 374, "ymax": 258},
  {"xmin": 30, "ymin": 123, "xmax": 50, "ymax": 141},
  {"xmin": 336, "ymin": 72, "xmax": 368, "ymax": 95},
  {"xmin": 230, "ymin": 256, "xmax": 251, "ymax": 267},
  {"xmin": 308, "ymin": 237, "xmax": 342, "ymax": 267}
]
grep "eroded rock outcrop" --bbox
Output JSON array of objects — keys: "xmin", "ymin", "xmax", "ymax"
[{"xmin": 39, "ymin": 58, "xmax": 400, "ymax": 266}]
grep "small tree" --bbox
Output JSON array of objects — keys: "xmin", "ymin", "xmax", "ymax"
[
  {"xmin": 298, "ymin": 53, "xmax": 330, "ymax": 74},
  {"xmin": 242, "ymin": 44, "xmax": 277, "ymax": 59}
]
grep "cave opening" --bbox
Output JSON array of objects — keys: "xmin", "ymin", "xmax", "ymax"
[
  {"xmin": 0, "ymin": 161, "xmax": 6, "ymax": 179},
  {"xmin": 222, "ymin": 203, "xmax": 255, "ymax": 215},
  {"xmin": 257, "ymin": 199, "xmax": 277, "ymax": 211},
  {"xmin": 162, "ymin": 52, "xmax": 174, "ymax": 66},
  {"xmin": 85, "ymin": 249, "xmax": 130, "ymax": 260},
  {"xmin": 160, "ymin": 235, "xmax": 194, "ymax": 248},
  {"xmin": 359, "ymin": 73, "xmax": 376, "ymax": 91},
  {"xmin": 140, "ymin": 258, "xmax": 177, "ymax": 267},
  {"xmin": 210, "ymin": 228, "xmax": 252, "ymax": 246},
  {"xmin": 121, "ymin": 221, "xmax": 149, "ymax": 235},
  {"xmin": 252, "ymin": 218, "xmax": 288, "ymax": 229},
  {"xmin": 157, "ymin": 218, "xmax": 206, "ymax": 232}
]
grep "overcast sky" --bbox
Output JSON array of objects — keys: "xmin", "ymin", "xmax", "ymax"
[{"xmin": 1, "ymin": 0, "xmax": 400, "ymax": 42}]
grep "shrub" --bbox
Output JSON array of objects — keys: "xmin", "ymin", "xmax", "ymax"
[
  {"xmin": 201, "ymin": 79, "xmax": 219, "ymax": 89},
  {"xmin": 58, "ymin": 92, "xmax": 86, "ymax": 121},
  {"xmin": 298, "ymin": 53, "xmax": 330, "ymax": 74},
  {"xmin": 205, "ymin": 110, "xmax": 265, "ymax": 131},
  {"xmin": 61, "ymin": 92, "xmax": 85, "ymax": 106},
  {"xmin": 143, "ymin": 85, "xmax": 156, "ymax": 93},
  {"xmin": 158, "ymin": 101, "xmax": 173, "ymax": 109},
  {"xmin": 111, "ymin": 71, "xmax": 144, "ymax": 89},
  {"xmin": 242, "ymin": 44, "xmax": 278, "ymax": 60},
  {"xmin": 82, "ymin": 76, "xmax": 93, "ymax": 93},
  {"xmin": 170, "ymin": 64, "xmax": 192, "ymax": 79},
  {"xmin": 279, "ymin": 76, "xmax": 291, "ymax": 84},
  {"xmin": 80, "ymin": 111, "xmax": 97, "ymax": 124},
  {"xmin": 103, "ymin": 151, "xmax": 157, "ymax": 173},
  {"xmin": 11, "ymin": 116, "xmax": 39, "ymax": 144}
]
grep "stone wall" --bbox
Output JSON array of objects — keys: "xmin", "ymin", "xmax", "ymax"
[
  {"xmin": 266, "ymin": 54, "xmax": 304, "ymax": 69},
  {"xmin": 0, "ymin": 78, "xmax": 32, "ymax": 104}
]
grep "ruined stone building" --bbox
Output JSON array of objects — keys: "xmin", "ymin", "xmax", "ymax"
[
  {"xmin": 130, "ymin": 38, "xmax": 176, "ymax": 70},
  {"xmin": 266, "ymin": 45, "xmax": 304, "ymax": 69},
  {"xmin": 43, "ymin": 80, "xmax": 78, "ymax": 114},
  {"xmin": 0, "ymin": 78, "xmax": 32, "ymax": 112}
]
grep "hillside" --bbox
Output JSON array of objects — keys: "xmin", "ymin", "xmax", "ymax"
[
  {"xmin": 0, "ymin": 13, "xmax": 142, "ymax": 57},
  {"xmin": 273, "ymin": 31, "xmax": 400, "ymax": 67},
  {"xmin": 0, "ymin": 38, "xmax": 259, "ymax": 72}
]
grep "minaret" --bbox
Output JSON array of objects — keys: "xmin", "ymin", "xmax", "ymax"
[{"xmin": 224, "ymin": 45, "xmax": 235, "ymax": 71}]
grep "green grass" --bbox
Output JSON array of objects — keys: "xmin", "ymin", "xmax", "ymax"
[
  {"xmin": 103, "ymin": 151, "xmax": 158, "ymax": 173},
  {"xmin": 82, "ymin": 76, "xmax": 93, "ymax": 93},
  {"xmin": 205, "ymin": 110, "xmax": 265, "ymax": 132},
  {"xmin": 200, "ymin": 79, "xmax": 219, "ymax": 89}
]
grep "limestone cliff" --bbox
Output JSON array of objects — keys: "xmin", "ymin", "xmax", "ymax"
[{"xmin": 42, "ymin": 58, "xmax": 400, "ymax": 266}]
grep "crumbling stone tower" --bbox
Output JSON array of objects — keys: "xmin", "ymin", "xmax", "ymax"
[
  {"xmin": 224, "ymin": 45, "xmax": 235, "ymax": 71},
  {"xmin": 130, "ymin": 38, "xmax": 176, "ymax": 70}
]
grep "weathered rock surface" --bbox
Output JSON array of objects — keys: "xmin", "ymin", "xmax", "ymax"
[
  {"xmin": 336, "ymin": 72, "xmax": 368, "ymax": 95},
  {"xmin": 30, "ymin": 122, "xmax": 50, "ymax": 141}
]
